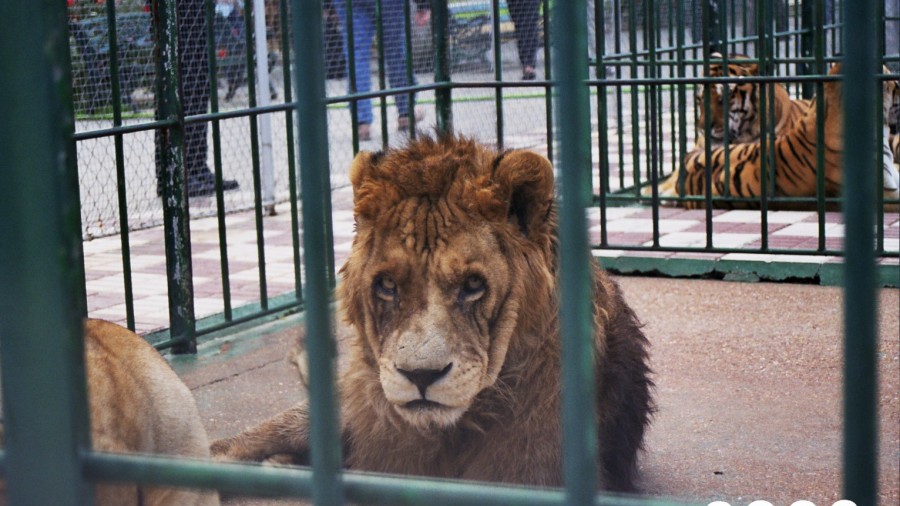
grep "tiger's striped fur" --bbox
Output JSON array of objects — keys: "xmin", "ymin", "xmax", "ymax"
[
  {"xmin": 694, "ymin": 54, "xmax": 811, "ymax": 150},
  {"xmin": 661, "ymin": 64, "xmax": 900, "ymax": 210}
]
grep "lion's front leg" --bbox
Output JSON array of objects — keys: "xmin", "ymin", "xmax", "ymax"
[{"xmin": 211, "ymin": 402, "xmax": 312, "ymax": 463}]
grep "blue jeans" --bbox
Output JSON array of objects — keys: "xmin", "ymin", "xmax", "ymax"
[{"xmin": 335, "ymin": 0, "xmax": 415, "ymax": 125}]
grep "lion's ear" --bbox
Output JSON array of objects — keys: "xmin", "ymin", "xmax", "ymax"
[
  {"xmin": 349, "ymin": 150, "xmax": 390, "ymax": 222},
  {"xmin": 492, "ymin": 150, "xmax": 555, "ymax": 239}
]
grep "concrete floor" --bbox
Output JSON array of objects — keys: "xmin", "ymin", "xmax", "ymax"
[{"xmin": 172, "ymin": 276, "xmax": 900, "ymax": 506}]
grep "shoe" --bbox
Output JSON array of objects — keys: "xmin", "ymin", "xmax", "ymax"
[
  {"xmin": 358, "ymin": 123, "xmax": 371, "ymax": 141},
  {"xmin": 397, "ymin": 107, "xmax": 426, "ymax": 132},
  {"xmin": 522, "ymin": 67, "xmax": 537, "ymax": 81},
  {"xmin": 187, "ymin": 174, "xmax": 239, "ymax": 198}
]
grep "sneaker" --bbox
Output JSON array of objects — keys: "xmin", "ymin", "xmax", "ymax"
[
  {"xmin": 358, "ymin": 123, "xmax": 372, "ymax": 141},
  {"xmin": 397, "ymin": 107, "xmax": 426, "ymax": 132},
  {"xmin": 522, "ymin": 66, "xmax": 537, "ymax": 81}
]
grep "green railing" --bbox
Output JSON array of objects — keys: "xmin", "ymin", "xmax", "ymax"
[
  {"xmin": 0, "ymin": 0, "xmax": 885, "ymax": 504},
  {"xmin": 58, "ymin": 0, "xmax": 900, "ymax": 350}
]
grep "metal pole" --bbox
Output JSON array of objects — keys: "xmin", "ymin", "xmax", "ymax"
[
  {"xmin": 290, "ymin": 0, "xmax": 344, "ymax": 505},
  {"xmin": 841, "ymin": 0, "xmax": 879, "ymax": 503},
  {"xmin": 154, "ymin": 0, "xmax": 197, "ymax": 353},
  {"xmin": 0, "ymin": 0, "xmax": 93, "ymax": 503},
  {"xmin": 551, "ymin": 0, "xmax": 597, "ymax": 504},
  {"xmin": 254, "ymin": 0, "xmax": 277, "ymax": 213},
  {"xmin": 433, "ymin": 0, "xmax": 452, "ymax": 132}
]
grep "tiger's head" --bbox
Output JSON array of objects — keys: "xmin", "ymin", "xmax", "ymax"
[
  {"xmin": 695, "ymin": 54, "xmax": 760, "ymax": 147},
  {"xmin": 884, "ymin": 66, "xmax": 899, "ymax": 134}
]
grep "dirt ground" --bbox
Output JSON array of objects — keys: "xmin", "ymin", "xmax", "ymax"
[{"xmin": 176, "ymin": 277, "xmax": 900, "ymax": 506}]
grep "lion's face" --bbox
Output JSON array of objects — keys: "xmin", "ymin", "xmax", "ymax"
[
  {"xmin": 340, "ymin": 137, "xmax": 556, "ymax": 430},
  {"xmin": 363, "ymin": 222, "xmax": 514, "ymax": 427}
]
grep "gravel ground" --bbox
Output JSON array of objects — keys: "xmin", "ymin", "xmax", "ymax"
[{"xmin": 178, "ymin": 277, "xmax": 900, "ymax": 506}]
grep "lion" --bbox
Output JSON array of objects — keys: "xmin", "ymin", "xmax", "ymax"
[
  {"xmin": 0, "ymin": 319, "xmax": 219, "ymax": 506},
  {"xmin": 211, "ymin": 134, "xmax": 654, "ymax": 491}
]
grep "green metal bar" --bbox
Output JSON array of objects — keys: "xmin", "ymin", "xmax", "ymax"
[
  {"xmin": 155, "ymin": 0, "xmax": 197, "ymax": 353},
  {"xmin": 675, "ymin": 0, "xmax": 687, "ymax": 196},
  {"xmin": 800, "ymin": 0, "xmax": 814, "ymax": 98},
  {"xmin": 291, "ymin": 1, "xmax": 344, "ymax": 505},
  {"xmin": 492, "ymin": 0, "xmax": 504, "ymax": 148},
  {"xmin": 841, "ymin": 0, "xmax": 879, "ymax": 503},
  {"xmin": 628, "ymin": 0, "xmax": 641, "ymax": 200},
  {"xmin": 613, "ymin": 0, "xmax": 625, "ymax": 190},
  {"xmin": 815, "ymin": 0, "xmax": 826, "ymax": 251},
  {"xmin": 552, "ymin": 1, "xmax": 597, "ymax": 505},
  {"xmin": 206, "ymin": 0, "xmax": 234, "ymax": 321},
  {"xmin": 105, "ymin": 0, "xmax": 136, "ymax": 330},
  {"xmin": 542, "ymin": 0, "xmax": 553, "ymax": 164},
  {"xmin": 432, "ymin": 0, "xmax": 452, "ymax": 132},
  {"xmin": 596, "ymin": 0, "xmax": 609, "ymax": 246},
  {"xmin": 701, "ymin": 1, "xmax": 713, "ymax": 236},
  {"xmin": 376, "ymin": 0, "xmax": 389, "ymax": 145},
  {"xmin": 0, "ymin": 0, "xmax": 93, "ymax": 502},
  {"xmin": 402, "ymin": 0, "xmax": 416, "ymax": 137},
  {"xmin": 82, "ymin": 452, "xmax": 691, "ymax": 506},
  {"xmin": 243, "ymin": 0, "xmax": 270, "ymax": 310},
  {"xmin": 647, "ymin": 0, "xmax": 660, "ymax": 247},
  {"xmin": 344, "ymin": 0, "xmax": 361, "ymax": 152},
  {"xmin": 280, "ymin": 0, "xmax": 304, "ymax": 300},
  {"xmin": 757, "ymin": 0, "xmax": 770, "ymax": 250}
]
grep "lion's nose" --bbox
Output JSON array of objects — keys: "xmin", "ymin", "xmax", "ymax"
[{"xmin": 397, "ymin": 363, "xmax": 453, "ymax": 397}]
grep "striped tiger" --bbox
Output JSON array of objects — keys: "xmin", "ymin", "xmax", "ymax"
[
  {"xmin": 883, "ymin": 72, "xmax": 900, "ymax": 197},
  {"xmin": 659, "ymin": 64, "xmax": 900, "ymax": 210},
  {"xmin": 645, "ymin": 54, "xmax": 812, "ymax": 199},
  {"xmin": 694, "ymin": 53, "xmax": 812, "ymax": 150}
]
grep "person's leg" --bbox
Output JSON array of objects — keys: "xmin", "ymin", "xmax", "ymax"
[
  {"xmin": 336, "ymin": 0, "xmax": 376, "ymax": 126},
  {"xmin": 507, "ymin": 0, "xmax": 540, "ymax": 76},
  {"xmin": 380, "ymin": 0, "xmax": 415, "ymax": 120}
]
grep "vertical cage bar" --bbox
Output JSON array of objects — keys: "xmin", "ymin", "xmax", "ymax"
[
  {"xmin": 597, "ymin": 0, "xmax": 609, "ymax": 246},
  {"xmin": 492, "ymin": 0, "xmax": 504, "ymax": 148},
  {"xmin": 402, "ymin": 0, "xmax": 416, "ymax": 137},
  {"xmin": 841, "ymin": 0, "xmax": 879, "ymax": 503},
  {"xmin": 105, "ymin": 0, "xmax": 136, "ymax": 330},
  {"xmin": 542, "ymin": 0, "xmax": 554, "ymax": 165},
  {"xmin": 280, "ymin": 0, "xmax": 304, "ymax": 301},
  {"xmin": 243, "ymin": 0, "xmax": 270, "ymax": 310},
  {"xmin": 206, "ymin": 0, "xmax": 234, "ymax": 321},
  {"xmin": 647, "ymin": 0, "xmax": 660, "ymax": 247},
  {"xmin": 0, "ymin": 0, "xmax": 93, "ymax": 503},
  {"xmin": 155, "ymin": 0, "xmax": 198, "ymax": 353},
  {"xmin": 376, "ymin": 0, "xmax": 389, "ymax": 143},
  {"xmin": 552, "ymin": 1, "xmax": 597, "ymax": 505},
  {"xmin": 291, "ymin": 1, "xmax": 344, "ymax": 505},
  {"xmin": 628, "ymin": 0, "xmax": 641, "ymax": 199},
  {"xmin": 432, "ymin": 0, "xmax": 452, "ymax": 132},
  {"xmin": 814, "ymin": 0, "xmax": 826, "ymax": 251},
  {"xmin": 800, "ymin": 0, "xmax": 815, "ymax": 98},
  {"xmin": 344, "ymin": 0, "xmax": 361, "ymax": 151}
]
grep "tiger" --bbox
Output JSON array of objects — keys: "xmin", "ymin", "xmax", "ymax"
[
  {"xmin": 645, "ymin": 54, "xmax": 811, "ymax": 199},
  {"xmin": 693, "ymin": 53, "xmax": 812, "ymax": 150},
  {"xmin": 883, "ymin": 71, "xmax": 900, "ymax": 197},
  {"xmin": 658, "ymin": 63, "xmax": 900, "ymax": 210}
]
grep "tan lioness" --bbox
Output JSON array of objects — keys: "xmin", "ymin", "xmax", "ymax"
[
  {"xmin": 1, "ymin": 319, "xmax": 219, "ymax": 505},
  {"xmin": 212, "ymin": 134, "xmax": 654, "ymax": 491}
]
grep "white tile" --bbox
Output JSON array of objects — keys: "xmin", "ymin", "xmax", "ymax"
[
  {"xmin": 656, "ymin": 232, "xmax": 709, "ymax": 248},
  {"xmin": 714, "ymin": 210, "xmax": 814, "ymax": 224},
  {"xmin": 604, "ymin": 218, "xmax": 696, "ymax": 234},
  {"xmin": 719, "ymin": 253, "xmax": 779, "ymax": 262},
  {"xmin": 772, "ymin": 222, "xmax": 844, "ymax": 238}
]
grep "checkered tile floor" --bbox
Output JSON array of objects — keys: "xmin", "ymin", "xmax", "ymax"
[{"xmin": 83, "ymin": 184, "xmax": 900, "ymax": 335}]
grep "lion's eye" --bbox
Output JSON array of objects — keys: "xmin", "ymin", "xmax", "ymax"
[
  {"xmin": 374, "ymin": 274, "xmax": 397, "ymax": 301},
  {"xmin": 459, "ymin": 275, "xmax": 486, "ymax": 303}
]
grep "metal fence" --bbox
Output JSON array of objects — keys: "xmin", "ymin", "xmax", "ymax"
[{"xmin": 0, "ymin": 0, "xmax": 886, "ymax": 504}]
